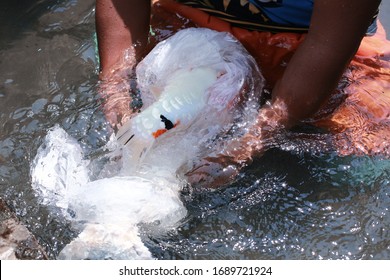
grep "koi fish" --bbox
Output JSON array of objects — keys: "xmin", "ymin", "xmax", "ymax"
[{"xmin": 116, "ymin": 28, "xmax": 264, "ymax": 169}]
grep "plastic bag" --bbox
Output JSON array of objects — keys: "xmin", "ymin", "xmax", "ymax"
[
  {"xmin": 117, "ymin": 28, "xmax": 264, "ymax": 168},
  {"xmin": 155, "ymin": 0, "xmax": 390, "ymax": 157}
]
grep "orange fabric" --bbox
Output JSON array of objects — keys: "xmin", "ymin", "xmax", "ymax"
[
  {"xmin": 317, "ymin": 22, "xmax": 390, "ymax": 156},
  {"xmin": 155, "ymin": 0, "xmax": 305, "ymax": 86},
  {"xmin": 152, "ymin": 0, "xmax": 390, "ymax": 156}
]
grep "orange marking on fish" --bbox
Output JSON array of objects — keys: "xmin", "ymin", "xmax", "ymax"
[
  {"xmin": 152, "ymin": 128, "xmax": 168, "ymax": 139},
  {"xmin": 152, "ymin": 120, "xmax": 181, "ymax": 139}
]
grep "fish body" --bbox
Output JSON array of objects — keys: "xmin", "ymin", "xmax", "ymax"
[
  {"xmin": 116, "ymin": 28, "xmax": 264, "ymax": 168},
  {"xmin": 117, "ymin": 67, "xmax": 219, "ymax": 161},
  {"xmin": 30, "ymin": 28, "xmax": 264, "ymax": 259}
]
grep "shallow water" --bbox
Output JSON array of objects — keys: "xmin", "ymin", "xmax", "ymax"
[{"xmin": 1, "ymin": 0, "xmax": 389, "ymax": 260}]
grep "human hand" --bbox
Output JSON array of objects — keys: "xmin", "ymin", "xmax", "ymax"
[
  {"xmin": 184, "ymin": 133, "xmax": 266, "ymax": 189},
  {"xmin": 184, "ymin": 154, "xmax": 244, "ymax": 189},
  {"xmin": 185, "ymin": 103, "xmax": 286, "ymax": 188},
  {"xmin": 98, "ymin": 72, "xmax": 141, "ymax": 129},
  {"xmin": 98, "ymin": 48, "xmax": 141, "ymax": 129}
]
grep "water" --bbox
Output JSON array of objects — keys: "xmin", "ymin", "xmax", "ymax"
[
  {"xmin": 150, "ymin": 152, "xmax": 390, "ymax": 259},
  {"xmin": 1, "ymin": 0, "xmax": 389, "ymax": 260},
  {"xmin": 0, "ymin": 0, "xmax": 106, "ymax": 258}
]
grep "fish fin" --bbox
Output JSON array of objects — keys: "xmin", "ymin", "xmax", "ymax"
[
  {"xmin": 116, "ymin": 121, "xmax": 135, "ymax": 146},
  {"xmin": 116, "ymin": 121, "xmax": 155, "ymax": 163}
]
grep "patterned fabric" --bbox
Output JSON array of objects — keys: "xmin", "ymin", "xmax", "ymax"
[{"xmin": 176, "ymin": 0, "xmax": 314, "ymax": 32}]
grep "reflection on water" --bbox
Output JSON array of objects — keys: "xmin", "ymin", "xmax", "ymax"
[
  {"xmin": 0, "ymin": 0, "xmax": 389, "ymax": 259},
  {"xmin": 0, "ymin": 0, "xmax": 107, "ymax": 258},
  {"xmin": 148, "ymin": 152, "xmax": 390, "ymax": 259}
]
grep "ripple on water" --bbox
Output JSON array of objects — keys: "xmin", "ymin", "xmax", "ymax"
[
  {"xmin": 1, "ymin": 0, "xmax": 390, "ymax": 260},
  {"xmin": 147, "ymin": 148, "xmax": 390, "ymax": 260}
]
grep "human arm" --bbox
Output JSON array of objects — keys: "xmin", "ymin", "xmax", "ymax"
[
  {"xmin": 95, "ymin": 0, "xmax": 151, "ymax": 126},
  {"xmin": 96, "ymin": 0, "xmax": 151, "ymax": 78},
  {"xmin": 267, "ymin": 0, "xmax": 381, "ymax": 128},
  {"xmin": 233, "ymin": 0, "xmax": 382, "ymax": 153},
  {"xmin": 185, "ymin": 0, "xmax": 382, "ymax": 187}
]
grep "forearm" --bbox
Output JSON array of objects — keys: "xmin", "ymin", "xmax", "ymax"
[
  {"xmin": 269, "ymin": 0, "xmax": 381, "ymax": 128},
  {"xmin": 95, "ymin": 0, "xmax": 151, "ymax": 127},
  {"xmin": 96, "ymin": 0, "xmax": 151, "ymax": 78},
  {"xmin": 270, "ymin": 36, "xmax": 353, "ymax": 127}
]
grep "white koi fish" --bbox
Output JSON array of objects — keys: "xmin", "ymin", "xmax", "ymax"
[
  {"xmin": 116, "ymin": 28, "xmax": 264, "ymax": 171},
  {"xmin": 117, "ymin": 67, "xmax": 220, "ymax": 161}
]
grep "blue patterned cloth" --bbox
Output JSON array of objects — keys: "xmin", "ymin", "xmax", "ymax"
[{"xmin": 176, "ymin": 0, "xmax": 314, "ymax": 32}]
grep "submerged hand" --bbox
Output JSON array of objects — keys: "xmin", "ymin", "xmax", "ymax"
[
  {"xmin": 185, "ymin": 104, "xmax": 286, "ymax": 188},
  {"xmin": 185, "ymin": 154, "xmax": 243, "ymax": 189},
  {"xmin": 184, "ymin": 128, "xmax": 262, "ymax": 189},
  {"xmin": 98, "ymin": 47, "xmax": 141, "ymax": 129},
  {"xmin": 99, "ymin": 84, "xmax": 132, "ymax": 128}
]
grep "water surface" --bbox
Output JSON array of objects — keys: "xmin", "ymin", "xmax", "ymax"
[{"xmin": 0, "ymin": 0, "xmax": 389, "ymax": 259}]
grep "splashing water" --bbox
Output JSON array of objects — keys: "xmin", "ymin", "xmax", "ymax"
[
  {"xmin": 31, "ymin": 126, "xmax": 187, "ymax": 259},
  {"xmin": 117, "ymin": 28, "xmax": 263, "ymax": 173},
  {"xmin": 30, "ymin": 28, "xmax": 264, "ymax": 259},
  {"xmin": 3, "ymin": 0, "xmax": 390, "ymax": 261}
]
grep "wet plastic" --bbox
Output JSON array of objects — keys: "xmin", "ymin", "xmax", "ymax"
[
  {"xmin": 31, "ymin": 126, "xmax": 186, "ymax": 259},
  {"xmin": 117, "ymin": 27, "xmax": 264, "ymax": 168},
  {"xmin": 155, "ymin": 0, "xmax": 390, "ymax": 157},
  {"xmin": 31, "ymin": 28, "xmax": 265, "ymax": 259}
]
